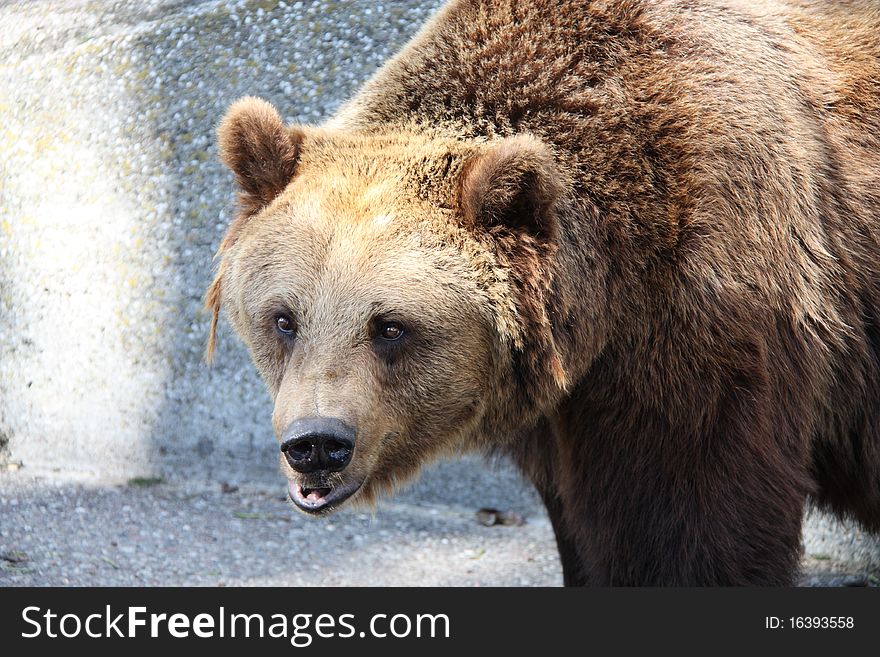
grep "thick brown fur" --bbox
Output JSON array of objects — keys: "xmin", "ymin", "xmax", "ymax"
[{"xmin": 208, "ymin": 0, "xmax": 880, "ymax": 585}]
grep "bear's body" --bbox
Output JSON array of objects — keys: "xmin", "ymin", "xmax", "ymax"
[{"xmin": 209, "ymin": 0, "xmax": 880, "ymax": 585}]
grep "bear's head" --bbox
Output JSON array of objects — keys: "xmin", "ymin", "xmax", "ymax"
[{"xmin": 207, "ymin": 97, "xmax": 570, "ymax": 514}]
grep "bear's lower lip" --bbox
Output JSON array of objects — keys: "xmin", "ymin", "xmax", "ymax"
[{"xmin": 288, "ymin": 478, "xmax": 364, "ymax": 514}]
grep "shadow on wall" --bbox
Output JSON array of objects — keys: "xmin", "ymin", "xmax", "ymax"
[{"xmin": 0, "ymin": 0, "xmax": 443, "ymax": 482}]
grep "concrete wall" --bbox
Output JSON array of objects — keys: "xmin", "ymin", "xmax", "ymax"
[{"xmin": 0, "ymin": 0, "xmax": 442, "ymax": 480}]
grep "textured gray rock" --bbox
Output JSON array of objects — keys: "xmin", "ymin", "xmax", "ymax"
[
  {"xmin": 0, "ymin": 0, "xmax": 443, "ymax": 480},
  {"xmin": 0, "ymin": 0, "xmax": 877, "ymax": 584}
]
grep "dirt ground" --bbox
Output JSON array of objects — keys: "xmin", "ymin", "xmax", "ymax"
[{"xmin": 1, "ymin": 455, "xmax": 877, "ymax": 587}]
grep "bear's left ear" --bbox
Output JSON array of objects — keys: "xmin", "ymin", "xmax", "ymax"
[
  {"xmin": 458, "ymin": 135, "xmax": 568, "ymax": 390},
  {"xmin": 217, "ymin": 96, "xmax": 305, "ymax": 223},
  {"xmin": 458, "ymin": 134, "xmax": 562, "ymax": 243}
]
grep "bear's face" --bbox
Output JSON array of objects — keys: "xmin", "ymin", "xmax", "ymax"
[
  {"xmin": 208, "ymin": 98, "xmax": 565, "ymax": 514},
  {"xmin": 220, "ymin": 180, "xmax": 497, "ymax": 513}
]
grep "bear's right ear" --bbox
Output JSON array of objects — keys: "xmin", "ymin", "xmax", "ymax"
[
  {"xmin": 217, "ymin": 96, "xmax": 304, "ymax": 223},
  {"xmin": 207, "ymin": 98, "xmax": 303, "ymax": 364}
]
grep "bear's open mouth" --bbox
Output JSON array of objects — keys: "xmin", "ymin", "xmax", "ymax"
[
  {"xmin": 302, "ymin": 486, "xmax": 332, "ymax": 502},
  {"xmin": 288, "ymin": 477, "xmax": 364, "ymax": 514}
]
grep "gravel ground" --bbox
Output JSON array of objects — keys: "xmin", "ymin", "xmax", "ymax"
[
  {"xmin": 1, "ymin": 458, "xmax": 878, "ymax": 587},
  {"xmin": 0, "ymin": 457, "xmax": 563, "ymax": 587}
]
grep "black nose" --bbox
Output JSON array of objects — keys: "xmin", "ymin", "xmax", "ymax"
[{"xmin": 280, "ymin": 417, "xmax": 356, "ymax": 474}]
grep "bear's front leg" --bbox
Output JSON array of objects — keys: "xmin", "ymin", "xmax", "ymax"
[
  {"xmin": 551, "ymin": 383, "xmax": 811, "ymax": 586},
  {"xmin": 539, "ymin": 488, "xmax": 589, "ymax": 586},
  {"xmin": 508, "ymin": 422, "xmax": 589, "ymax": 586}
]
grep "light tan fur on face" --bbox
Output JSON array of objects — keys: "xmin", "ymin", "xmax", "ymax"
[{"xmin": 210, "ymin": 127, "xmax": 550, "ymax": 502}]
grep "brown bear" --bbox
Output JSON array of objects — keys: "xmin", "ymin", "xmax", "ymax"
[{"xmin": 205, "ymin": 0, "xmax": 880, "ymax": 585}]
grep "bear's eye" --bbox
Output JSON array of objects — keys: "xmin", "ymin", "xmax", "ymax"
[
  {"xmin": 275, "ymin": 314, "xmax": 296, "ymax": 336},
  {"xmin": 379, "ymin": 321, "xmax": 405, "ymax": 341}
]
